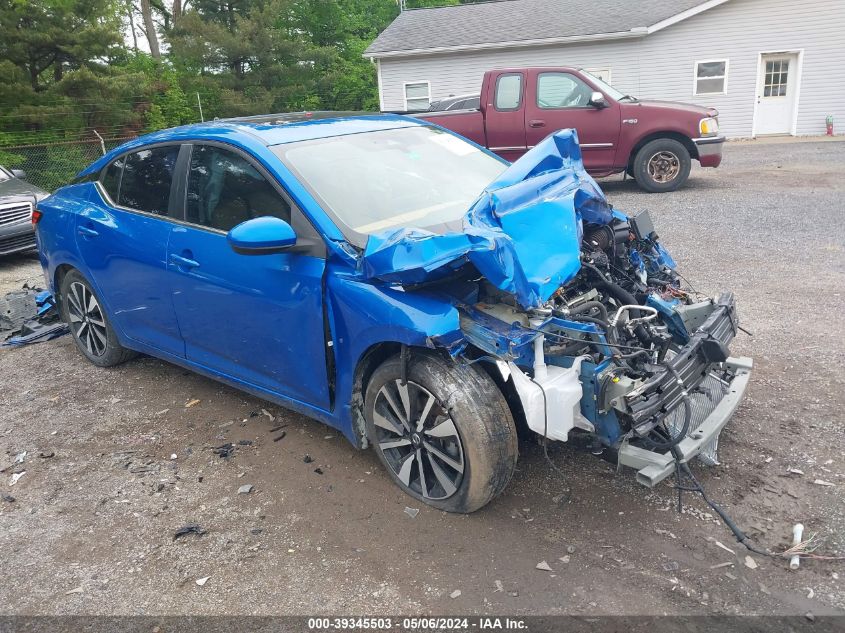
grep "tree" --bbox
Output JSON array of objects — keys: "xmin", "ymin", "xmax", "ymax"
[
  {"xmin": 0, "ymin": 0, "xmax": 124, "ymax": 92},
  {"xmin": 139, "ymin": 0, "xmax": 162, "ymax": 58}
]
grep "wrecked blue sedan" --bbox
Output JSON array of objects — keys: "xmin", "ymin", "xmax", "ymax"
[{"xmin": 35, "ymin": 114, "xmax": 751, "ymax": 512}]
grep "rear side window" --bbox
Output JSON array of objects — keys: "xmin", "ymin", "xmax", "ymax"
[
  {"xmin": 186, "ymin": 145, "xmax": 291, "ymax": 232},
  {"xmin": 494, "ymin": 73, "xmax": 522, "ymax": 111},
  {"xmin": 100, "ymin": 157, "xmax": 124, "ymax": 201},
  {"xmin": 118, "ymin": 146, "xmax": 179, "ymax": 215}
]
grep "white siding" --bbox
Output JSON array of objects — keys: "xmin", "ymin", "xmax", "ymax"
[{"xmin": 377, "ymin": 0, "xmax": 845, "ymax": 138}]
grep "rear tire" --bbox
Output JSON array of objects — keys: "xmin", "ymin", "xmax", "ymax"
[
  {"xmin": 632, "ymin": 138, "xmax": 691, "ymax": 193},
  {"xmin": 364, "ymin": 353, "xmax": 517, "ymax": 513},
  {"xmin": 60, "ymin": 270, "xmax": 136, "ymax": 367}
]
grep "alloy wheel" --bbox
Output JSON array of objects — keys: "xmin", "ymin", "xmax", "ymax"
[
  {"xmin": 647, "ymin": 151, "xmax": 681, "ymax": 183},
  {"xmin": 372, "ymin": 379, "xmax": 465, "ymax": 500},
  {"xmin": 66, "ymin": 281, "xmax": 108, "ymax": 357}
]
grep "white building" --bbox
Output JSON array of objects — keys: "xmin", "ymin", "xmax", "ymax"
[{"xmin": 364, "ymin": 0, "xmax": 845, "ymax": 137}]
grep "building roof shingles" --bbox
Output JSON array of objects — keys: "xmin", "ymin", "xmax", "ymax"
[{"xmin": 365, "ymin": 0, "xmax": 713, "ymax": 56}]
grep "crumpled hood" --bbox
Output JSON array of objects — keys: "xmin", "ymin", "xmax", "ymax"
[{"xmin": 359, "ymin": 129, "xmax": 612, "ymax": 308}]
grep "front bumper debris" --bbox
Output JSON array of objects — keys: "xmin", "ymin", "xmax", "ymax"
[{"xmin": 617, "ymin": 356, "xmax": 752, "ymax": 487}]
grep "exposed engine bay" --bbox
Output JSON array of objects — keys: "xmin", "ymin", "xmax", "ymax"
[
  {"xmin": 451, "ymin": 208, "xmax": 752, "ymax": 486},
  {"xmin": 359, "ymin": 130, "xmax": 751, "ymax": 487}
]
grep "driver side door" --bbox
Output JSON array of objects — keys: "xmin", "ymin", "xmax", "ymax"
[
  {"xmin": 524, "ymin": 71, "xmax": 621, "ymax": 171},
  {"xmin": 167, "ymin": 142, "xmax": 331, "ymax": 409}
]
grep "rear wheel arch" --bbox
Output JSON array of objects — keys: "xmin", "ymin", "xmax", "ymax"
[{"xmin": 53, "ymin": 264, "xmax": 76, "ymax": 312}]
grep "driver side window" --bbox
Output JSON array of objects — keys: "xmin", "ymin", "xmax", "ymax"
[
  {"xmin": 537, "ymin": 73, "xmax": 593, "ymax": 109},
  {"xmin": 186, "ymin": 145, "xmax": 291, "ymax": 232}
]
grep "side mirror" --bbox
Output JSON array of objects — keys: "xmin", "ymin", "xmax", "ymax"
[
  {"xmin": 589, "ymin": 91, "xmax": 608, "ymax": 109},
  {"xmin": 227, "ymin": 216, "xmax": 297, "ymax": 255},
  {"xmin": 11, "ymin": 169, "xmax": 27, "ymax": 179}
]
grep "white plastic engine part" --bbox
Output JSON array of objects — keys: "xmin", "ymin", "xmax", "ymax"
[{"xmin": 507, "ymin": 357, "xmax": 593, "ymax": 442}]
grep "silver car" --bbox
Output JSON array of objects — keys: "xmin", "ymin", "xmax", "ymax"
[{"xmin": 0, "ymin": 166, "xmax": 48, "ymax": 256}]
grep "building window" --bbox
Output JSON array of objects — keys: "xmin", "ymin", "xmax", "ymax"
[
  {"xmin": 694, "ymin": 60, "xmax": 728, "ymax": 95},
  {"xmin": 763, "ymin": 59, "xmax": 789, "ymax": 97},
  {"xmin": 404, "ymin": 82, "xmax": 431, "ymax": 111},
  {"xmin": 586, "ymin": 68, "xmax": 612, "ymax": 84}
]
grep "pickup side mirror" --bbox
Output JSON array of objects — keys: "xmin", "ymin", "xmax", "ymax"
[
  {"xmin": 589, "ymin": 91, "xmax": 608, "ymax": 109},
  {"xmin": 227, "ymin": 216, "xmax": 297, "ymax": 255},
  {"xmin": 11, "ymin": 169, "xmax": 27, "ymax": 179}
]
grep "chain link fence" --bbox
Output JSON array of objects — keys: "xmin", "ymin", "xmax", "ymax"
[{"xmin": 0, "ymin": 136, "xmax": 136, "ymax": 193}]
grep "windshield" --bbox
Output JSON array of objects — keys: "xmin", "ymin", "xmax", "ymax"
[
  {"xmin": 274, "ymin": 126, "xmax": 507, "ymax": 248},
  {"xmin": 580, "ymin": 70, "xmax": 630, "ymax": 101}
]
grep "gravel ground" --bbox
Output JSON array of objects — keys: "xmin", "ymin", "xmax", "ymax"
[{"xmin": 1, "ymin": 138, "xmax": 844, "ymax": 616}]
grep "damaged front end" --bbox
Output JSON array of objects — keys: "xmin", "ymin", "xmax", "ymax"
[{"xmin": 360, "ymin": 130, "xmax": 752, "ymax": 487}]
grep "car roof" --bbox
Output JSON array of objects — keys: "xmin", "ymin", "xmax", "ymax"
[{"xmin": 80, "ymin": 112, "xmax": 427, "ymax": 177}]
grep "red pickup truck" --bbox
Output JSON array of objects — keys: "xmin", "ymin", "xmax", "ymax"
[{"xmin": 415, "ymin": 67, "xmax": 724, "ymax": 193}]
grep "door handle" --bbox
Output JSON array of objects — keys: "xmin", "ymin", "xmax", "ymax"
[
  {"xmin": 77, "ymin": 225, "xmax": 99, "ymax": 237},
  {"xmin": 170, "ymin": 253, "xmax": 200, "ymax": 269},
  {"xmin": 528, "ymin": 119, "xmax": 546, "ymax": 128}
]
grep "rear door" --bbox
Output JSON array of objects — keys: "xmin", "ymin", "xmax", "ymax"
[
  {"xmin": 75, "ymin": 145, "xmax": 185, "ymax": 356},
  {"xmin": 483, "ymin": 71, "xmax": 527, "ymax": 162},
  {"xmin": 166, "ymin": 143, "xmax": 331, "ymax": 408},
  {"xmin": 524, "ymin": 71, "xmax": 621, "ymax": 170}
]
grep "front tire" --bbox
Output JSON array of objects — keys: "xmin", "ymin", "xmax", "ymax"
[
  {"xmin": 60, "ymin": 270, "xmax": 136, "ymax": 367},
  {"xmin": 632, "ymin": 138, "xmax": 691, "ymax": 193},
  {"xmin": 364, "ymin": 353, "xmax": 517, "ymax": 513}
]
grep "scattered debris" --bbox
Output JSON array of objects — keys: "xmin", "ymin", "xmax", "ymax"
[
  {"xmin": 250, "ymin": 528, "xmax": 263, "ymax": 535},
  {"xmin": 655, "ymin": 528, "xmax": 677, "ymax": 539},
  {"xmin": 404, "ymin": 506, "xmax": 419, "ymax": 519},
  {"xmin": 195, "ymin": 576, "xmax": 210, "ymax": 587},
  {"xmin": 764, "ymin": 456, "xmax": 773, "ymax": 463},
  {"xmin": 268, "ymin": 425, "xmax": 286, "ymax": 433},
  {"xmin": 313, "ymin": 467, "xmax": 324, "ymax": 475},
  {"xmin": 806, "ymin": 588, "xmax": 815, "ymax": 599},
  {"xmin": 1, "ymin": 287, "xmax": 69, "ymax": 347},
  {"xmin": 14, "ymin": 451, "xmax": 26, "ymax": 464},
  {"xmin": 237, "ymin": 440, "xmax": 253, "ymax": 446},
  {"xmin": 790, "ymin": 524, "xmax": 804, "ymax": 570},
  {"xmin": 806, "ymin": 613, "xmax": 815, "ymax": 623},
  {"xmin": 710, "ymin": 539, "xmax": 736, "ymax": 555},
  {"xmin": 787, "ymin": 468, "xmax": 805, "ymax": 476},
  {"xmin": 449, "ymin": 590, "xmax": 461, "ymax": 599},
  {"xmin": 813, "ymin": 479, "xmax": 835, "ymax": 487},
  {"xmin": 535, "ymin": 560, "xmax": 552, "ymax": 572},
  {"xmin": 260, "ymin": 409, "xmax": 275, "ymax": 422},
  {"xmin": 238, "ymin": 484, "xmax": 254, "ymax": 495},
  {"xmin": 662, "ymin": 561, "xmax": 680, "ymax": 572},
  {"xmin": 566, "ymin": 545, "xmax": 576, "ymax": 554},
  {"xmin": 273, "ymin": 432, "xmax": 286, "ymax": 442},
  {"xmin": 64, "ymin": 586, "xmax": 83, "ymax": 595},
  {"xmin": 185, "ymin": 399, "xmax": 201, "ymax": 408},
  {"xmin": 494, "ymin": 580, "xmax": 504, "ymax": 592},
  {"xmin": 710, "ymin": 562, "xmax": 734, "ymax": 570},
  {"xmin": 1, "ymin": 494, "xmax": 15, "ymax": 503},
  {"xmin": 725, "ymin": 572, "xmax": 737, "ymax": 580},
  {"xmin": 38, "ymin": 450, "xmax": 54, "ymax": 459},
  {"xmin": 212, "ymin": 443, "xmax": 234, "ymax": 459},
  {"xmin": 155, "ymin": 409, "xmax": 169, "ymax": 416},
  {"xmin": 744, "ymin": 555, "xmax": 758, "ymax": 570},
  {"xmin": 558, "ymin": 555, "xmax": 570, "ymax": 564},
  {"xmin": 173, "ymin": 524, "xmax": 206, "ymax": 541},
  {"xmin": 170, "ymin": 453, "xmax": 177, "ymax": 460},
  {"xmin": 9, "ymin": 472, "xmax": 25, "ymax": 486},
  {"xmin": 303, "ymin": 455, "xmax": 314, "ymax": 463}
]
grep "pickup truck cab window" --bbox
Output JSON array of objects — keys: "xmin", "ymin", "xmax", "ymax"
[
  {"xmin": 118, "ymin": 146, "xmax": 180, "ymax": 216},
  {"xmin": 537, "ymin": 72, "xmax": 594, "ymax": 109},
  {"xmin": 494, "ymin": 73, "xmax": 522, "ymax": 111},
  {"xmin": 186, "ymin": 144, "xmax": 291, "ymax": 232}
]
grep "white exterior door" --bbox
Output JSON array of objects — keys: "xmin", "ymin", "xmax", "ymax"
[{"xmin": 755, "ymin": 53, "xmax": 799, "ymax": 135}]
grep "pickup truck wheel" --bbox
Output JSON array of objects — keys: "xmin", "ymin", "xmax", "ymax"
[
  {"xmin": 60, "ymin": 270, "xmax": 137, "ymax": 367},
  {"xmin": 632, "ymin": 138, "xmax": 691, "ymax": 193},
  {"xmin": 364, "ymin": 353, "xmax": 517, "ymax": 513}
]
